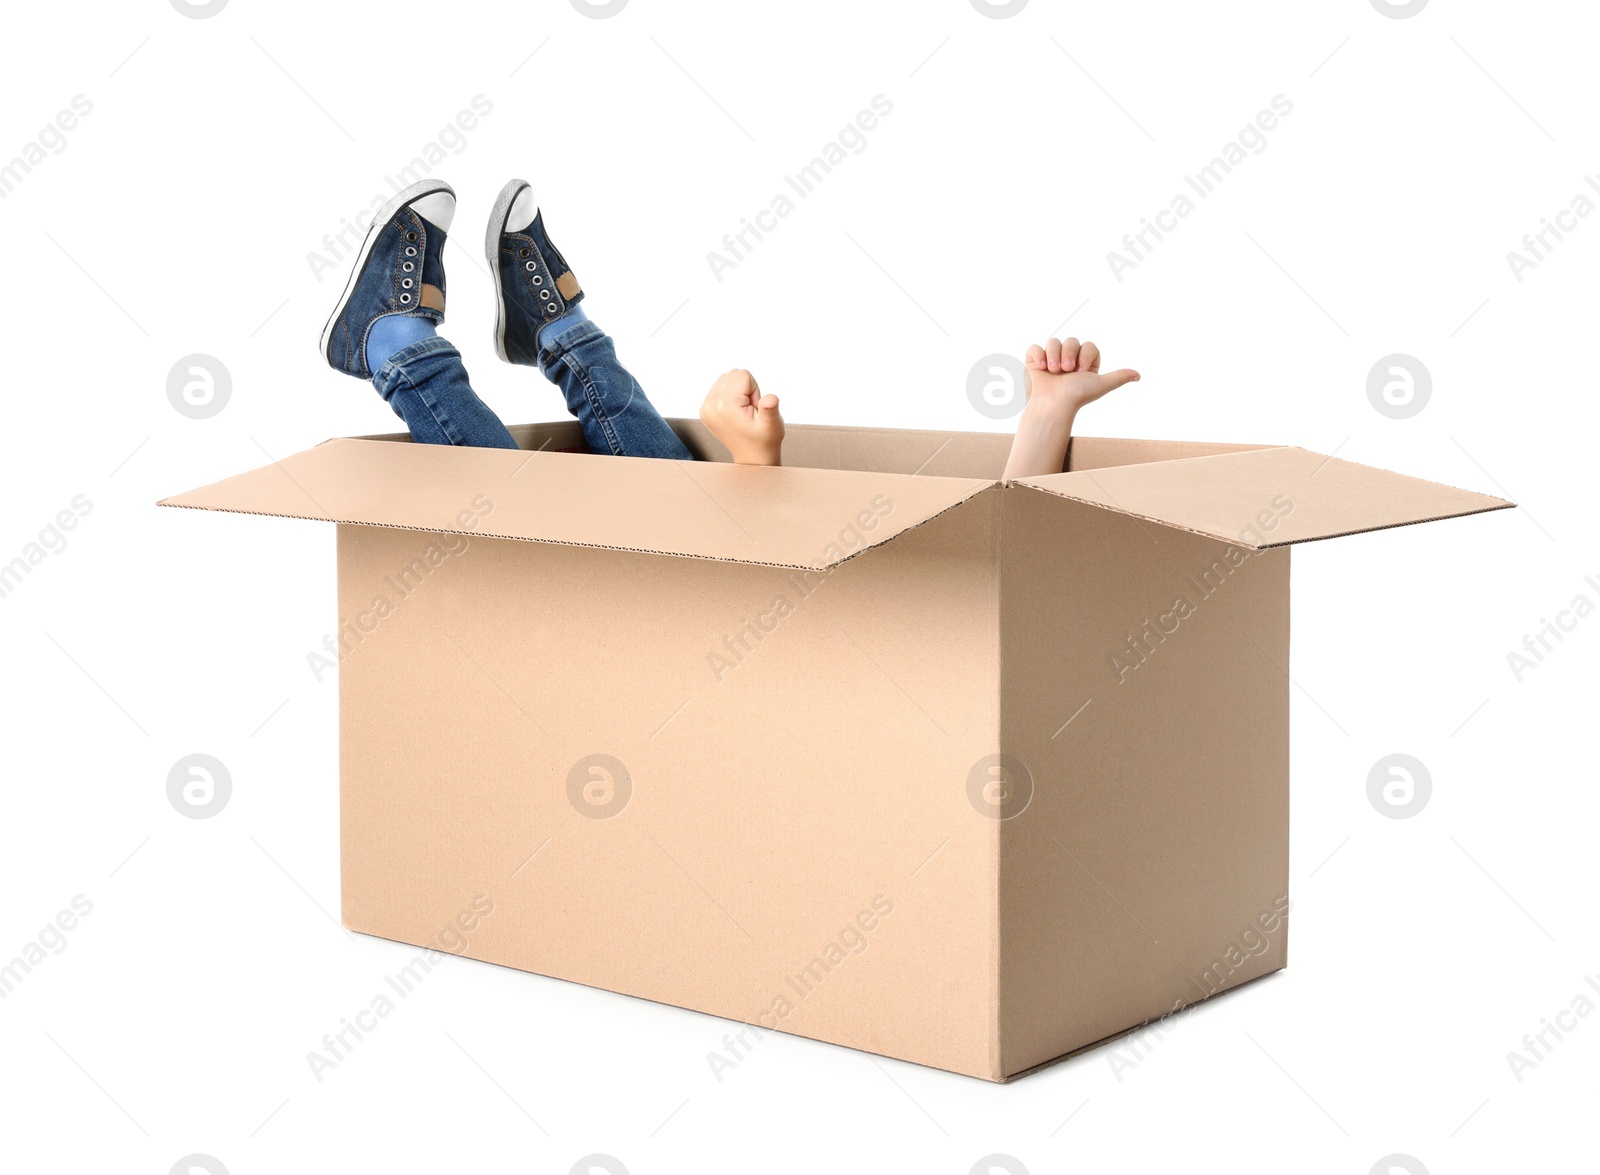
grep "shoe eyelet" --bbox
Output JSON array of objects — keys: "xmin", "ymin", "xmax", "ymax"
[
  {"xmin": 519, "ymin": 247, "xmax": 530, "ymax": 258},
  {"xmin": 400, "ymin": 293, "xmax": 412, "ymax": 304},
  {"xmin": 531, "ymin": 274, "xmax": 543, "ymax": 286},
  {"xmin": 402, "ymin": 278, "xmax": 414, "ymax": 289},
  {"xmin": 544, "ymin": 304, "xmax": 558, "ymax": 316},
  {"xmin": 539, "ymin": 289, "xmax": 552, "ymax": 300},
  {"xmin": 525, "ymin": 261, "xmax": 536, "ymax": 272},
  {"xmin": 405, "ymin": 246, "xmax": 417, "ymax": 257},
  {"xmin": 402, "ymin": 262, "xmax": 415, "ymax": 272},
  {"xmin": 406, "ymin": 231, "xmax": 418, "ymax": 242}
]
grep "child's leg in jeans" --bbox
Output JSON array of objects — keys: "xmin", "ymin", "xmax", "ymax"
[
  {"xmin": 321, "ymin": 180, "xmax": 517, "ymax": 449},
  {"xmin": 371, "ymin": 335, "xmax": 517, "ymax": 449},
  {"xmin": 487, "ymin": 179, "xmax": 691, "ymax": 461},
  {"xmin": 1003, "ymin": 337, "xmax": 1140, "ymax": 480},
  {"xmin": 533, "ymin": 308, "xmax": 692, "ymax": 460}
]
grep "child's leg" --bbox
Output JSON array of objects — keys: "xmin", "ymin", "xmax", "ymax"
[
  {"xmin": 1002, "ymin": 337, "xmax": 1140, "ymax": 480},
  {"xmin": 487, "ymin": 180, "xmax": 691, "ymax": 461},
  {"xmin": 371, "ymin": 336, "xmax": 517, "ymax": 449},
  {"xmin": 533, "ymin": 308, "xmax": 693, "ymax": 460},
  {"xmin": 321, "ymin": 180, "xmax": 517, "ymax": 449}
]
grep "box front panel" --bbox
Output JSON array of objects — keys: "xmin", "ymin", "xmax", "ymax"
[
  {"xmin": 998, "ymin": 492, "xmax": 1291, "ymax": 1076},
  {"xmin": 334, "ymin": 502, "xmax": 1001, "ymax": 1078}
]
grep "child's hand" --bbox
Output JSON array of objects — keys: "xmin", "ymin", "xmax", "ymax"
[
  {"xmin": 700, "ymin": 368, "xmax": 784, "ymax": 466},
  {"xmin": 1023, "ymin": 337, "xmax": 1140, "ymax": 411},
  {"xmin": 1001, "ymin": 338, "xmax": 1140, "ymax": 480}
]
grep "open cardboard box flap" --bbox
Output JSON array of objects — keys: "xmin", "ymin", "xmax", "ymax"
[
  {"xmin": 157, "ymin": 436, "xmax": 994, "ymax": 570},
  {"xmin": 1017, "ymin": 445, "xmax": 1513, "ymax": 549}
]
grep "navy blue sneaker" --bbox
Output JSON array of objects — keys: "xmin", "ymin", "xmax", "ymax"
[
  {"xmin": 486, "ymin": 178, "xmax": 584, "ymax": 365},
  {"xmin": 319, "ymin": 179, "xmax": 456, "ymax": 378}
]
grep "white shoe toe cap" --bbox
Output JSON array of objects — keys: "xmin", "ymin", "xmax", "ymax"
[{"xmin": 411, "ymin": 190, "xmax": 457, "ymax": 232}]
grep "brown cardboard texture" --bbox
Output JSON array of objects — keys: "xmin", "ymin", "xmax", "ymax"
[{"xmin": 160, "ymin": 420, "xmax": 1512, "ymax": 1081}]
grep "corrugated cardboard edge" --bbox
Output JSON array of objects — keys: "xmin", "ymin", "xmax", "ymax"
[
  {"xmin": 987, "ymin": 485, "xmax": 1007, "ymax": 1083},
  {"xmin": 157, "ymin": 479, "xmax": 998, "ymax": 573},
  {"xmin": 1252, "ymin": 447, "xmax": 1516, "ymax": 548},
  {"xmin": 1014, "ymin": 446, "xmax": 1516, "ymax": 550}
]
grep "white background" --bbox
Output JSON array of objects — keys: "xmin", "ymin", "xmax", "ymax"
[{"xmin": 2, "ymin": 0, "xmax": 1595, "ymax": 1172}]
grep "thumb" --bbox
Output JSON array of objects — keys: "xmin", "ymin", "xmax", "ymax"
[
  {"xmin": 1096, "ymin": 368, "xmax": 1141, "ymax": 393},
  {"xmin": 757, "ymin": 393, "xmax": 780, "ymax": 412}
]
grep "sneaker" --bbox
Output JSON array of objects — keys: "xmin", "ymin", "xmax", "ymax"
[
  {"xmin": 485, "ymin": 178, "xmax": 584, "ymax": 365},
  {"xmin": 319, "ymin": 179, "xmax": 456, "ymax": 378}
]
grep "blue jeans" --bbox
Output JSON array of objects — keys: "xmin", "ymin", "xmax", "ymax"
[{"xmin": 370, "ymin": 309, "xmax": 692, "ymax": 460}]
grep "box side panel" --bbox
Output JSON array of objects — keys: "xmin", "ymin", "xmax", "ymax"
[
  {"xmin": 1065, "ymin": 436, "xmax": 1273, "ymax": 472},
  {"xmin": 689, "ymin": 427, "xmax": 1269, "ymax": 480},
  {"xmin": 357, "ymin": 421, "xmax": 591, "ymax": 452},
  {"xmin": 334, "ymin": 494, "xmax": 1003, "ymax": 1079},
  {"xmin": 996, "ymin": 491, "xmax": 1290, "ymax": 1077},
  {"xmin": 355, "ymin": 418, "xmax": 1014, "ymax": 477},
  {"xmin": 351, "ymin": 424, "xmax": 1267, "ymax": 480},
  {"xmin": 684, "ymin": 421, "xmax": 1016, "ymax": 480}
]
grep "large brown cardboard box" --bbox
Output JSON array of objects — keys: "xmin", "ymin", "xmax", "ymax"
[{"xmin": 160, "ymin": 421, "xmax": 1511, "ymax": 1081}]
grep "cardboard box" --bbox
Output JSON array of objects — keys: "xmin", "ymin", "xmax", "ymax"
[{"xmin": 160, "ymin": 421, "xmax": 1511, "ymax": 1081}]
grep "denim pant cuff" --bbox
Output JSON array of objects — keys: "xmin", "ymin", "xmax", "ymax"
[
  {"xmin": 537, "ymin": 308, "xmax": 600, "ymax": 366},
  {"xmin": 371, "ymin": 334, "xmax": 461, "ymax": 392}
]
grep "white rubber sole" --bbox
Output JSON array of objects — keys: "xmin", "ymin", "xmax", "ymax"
[
  {"xmin": 318, "ymin": 178, "xmax": 456, "ymax": 367},
  {"xmin": 486, "ymin": 178, "xmax": 533, "ymax": 363}
]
